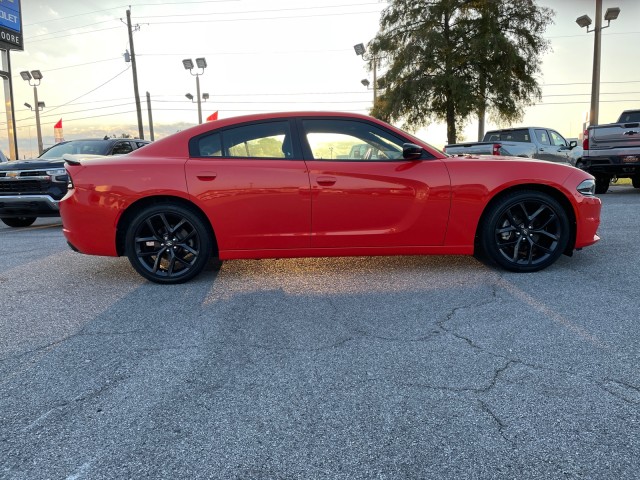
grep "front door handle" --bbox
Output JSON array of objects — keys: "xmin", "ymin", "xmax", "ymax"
[{"xmin": 316, "ymin": 176, "xmax": 336, "ymax": 186}]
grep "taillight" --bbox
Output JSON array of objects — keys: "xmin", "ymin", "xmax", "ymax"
[
  {"xmin": 582, "ymin": 129, "xmax": 589, "ymax": 150},
  {"xmin": 492, "ymin": 143, "xmax": 501, "ymax": 156}
]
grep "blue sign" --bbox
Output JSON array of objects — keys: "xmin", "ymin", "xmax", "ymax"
[{"xmin": 0, "ymin": 0, "xmax": 22, "ymax": 50}]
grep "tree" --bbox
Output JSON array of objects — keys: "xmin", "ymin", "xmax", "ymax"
[{"xmin": 369, "ymin": 0, "xmax": 553, "ymax": 144}]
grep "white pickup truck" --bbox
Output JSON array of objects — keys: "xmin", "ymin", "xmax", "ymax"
[
  {"xmin": 577, "ymin": 109, "xmax": 640, "ymax": 194},
  {"xmin": 444, "ymin": 127, "xmax": 580, "ymax": 164}
]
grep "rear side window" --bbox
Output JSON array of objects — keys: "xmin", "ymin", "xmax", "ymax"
[
  {"xmin": 192, "ymin": 122, "xmax": 293, "ymax": 159},
  {"xmin": 535, "ymin": 129, "xmax": 550, "ymax": 145},
  {"xmin": 499, "ymin": 129, "xmax": 530, "ymax": 142}
]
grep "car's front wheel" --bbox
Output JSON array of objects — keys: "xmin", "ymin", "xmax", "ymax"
[
  {"xmin": 594, "ymin": 175, "xmax": 610, "ymax": 194},
  {"xmin": 1, "ymin": 216, "xmax": 37, "ymax": 228},
  {"xmin": 479, "ymin": 191, "xmax": 570, "ymax": 272},
  {"xmin": 125, "ymin": 204, "xmax": 212, "ymax": 284}
]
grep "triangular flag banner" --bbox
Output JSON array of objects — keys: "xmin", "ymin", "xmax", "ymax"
[
  {"xmin": 206, "ymin": 111, "xmax": 218, "ymax": 122},
  {"xmin": 54, "ymin": 119, "xmax": 64, "ymax": 143}
]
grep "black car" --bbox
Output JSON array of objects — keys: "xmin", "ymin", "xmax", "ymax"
[{"xmin": 0, "ymin": 138, "xmax": 150, "ymax": 227}]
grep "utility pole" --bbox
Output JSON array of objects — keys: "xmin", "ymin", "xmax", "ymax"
[
  {"xmin": 146, "ymin": 91, "xmax": 154, "ymax": 141},
  {"xmin": 126, "ymin": 9, "xmax": 144, "ymax": 139}
]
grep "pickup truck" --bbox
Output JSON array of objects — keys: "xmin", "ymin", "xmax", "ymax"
[
  {"xmin": 0, "ymin": 138, "xmax": 150, "ymax": 227},
  {"xmin": 444, "ymin": 127, "xmax": 580, "ymax": 164},
  {"xmin": 576, "ymin": 109, "xmax": 640, "ymax": 194}
]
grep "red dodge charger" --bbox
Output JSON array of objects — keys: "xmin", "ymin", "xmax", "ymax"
[{"xmin": 60, "ymin": 112, "xmax": 601, "ymax": 284}]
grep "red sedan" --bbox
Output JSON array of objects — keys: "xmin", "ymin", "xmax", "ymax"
[{"xmin": 60, "ymin": 112, "xmax": 601, "ymax": 284}]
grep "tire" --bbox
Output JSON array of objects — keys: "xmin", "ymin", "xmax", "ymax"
[
  {"xmin": 125, "ymin": 203, "xmax": 212, "ymax": 284},
  {"xmin": 633, "ymin": 176, "xmax": 640, "ymax": 189},
  {"xmin": 1, "ymin": 216, "xmax": 37, "ymax": 228},
  {"xmin": 480, "ymin": 191, "xmax": 570, "ymax": 272},
  {"xmin": 594, "ymin": 175, "xmax": 610, "ymax": 194}
]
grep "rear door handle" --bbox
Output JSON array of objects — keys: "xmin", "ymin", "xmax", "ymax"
[
  {"xmin": 196, "ymin": 172, "xmax": 217, "ymax": 181},
  {"xmin": 316, "ymin": 176, "xmax": 336, "ymax": 186}
]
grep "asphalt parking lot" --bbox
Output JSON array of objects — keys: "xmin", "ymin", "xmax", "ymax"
[{"xmin": 1, "ymin": 185, "xmax": 639, "ymax": 479}]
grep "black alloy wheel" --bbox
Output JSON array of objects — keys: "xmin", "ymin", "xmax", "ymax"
[
  {"xmin": 594, "ymin": 175, "xmax": 610, "ymax": 194},
  {"xmin": 480, "ymin": 191, "xmax": 570, "ymax": 272},
  {"xmin": 125, "ymin": 204, "xmax": 212, "ymax": 284},
  {"xmin": 1, "ymin": 216, "xmax": 37, "ymax": 228}
]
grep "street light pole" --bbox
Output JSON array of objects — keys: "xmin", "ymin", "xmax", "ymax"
[
  {"xmin": 32, "ymin": 84, "xmax": 43, "ymax": 155},
  {"xmin": 182, "ymin": 58, "xmax": 207, "ymax": 124},
  {"xmin": 20, "ymin": 70, "xmax": 45, "ymax": 155},
  {"xmin": 576, "ymin": 1, "xmax": 621, "ymax": 127}
]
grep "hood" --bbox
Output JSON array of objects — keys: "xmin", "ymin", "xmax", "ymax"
[{"xmin": 0, "ymin": 157, "xmax": 65, "ymax": 170}]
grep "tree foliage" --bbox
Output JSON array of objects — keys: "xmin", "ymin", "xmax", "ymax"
[{"xmin": 369, "ymin": 0, "xmax": 554, "ymax": 144}]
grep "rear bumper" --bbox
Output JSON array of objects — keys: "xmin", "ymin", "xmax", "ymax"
[{"xmin": 579, "ymin": 155, "xmax": 640, "ymax": 177}]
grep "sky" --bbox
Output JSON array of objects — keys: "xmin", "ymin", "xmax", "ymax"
[{"xmin": 2, "ymin": 0, "xmax": 639, "ymax": 159}]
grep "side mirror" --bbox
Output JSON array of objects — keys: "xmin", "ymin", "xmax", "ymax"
[
  {"xmin": 403, "ymin": 143, "xmax": 423, "ymax": 160},
  {"xmin": 569, "ymin": 140, "xmax": 578, "ymax": 149}
]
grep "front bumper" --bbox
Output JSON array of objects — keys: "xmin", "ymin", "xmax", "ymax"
[{"xmin": 0, "ymin": 195, "xmax": 60, "ymax": 217}]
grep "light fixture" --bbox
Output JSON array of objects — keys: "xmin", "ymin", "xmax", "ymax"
[
  {"xmin": 202, "ymin": 93, "xmax": 209, "ymax": 100},
  {"xmin": 604, "ymin": 7, "xmax": 620, "ymax": 21},
  {"xmin": 20, "ymin": 71, "xmax": 32, "ymax": 81},
  {"xmin": 575, "ymin": 15, "xmax": 592, "ymax": 28},
  {"xmin": 31, "ymin": 70, "xmax": 43, "ymax": 80},
  {"xmin": 38, "ymin": 101, "xmax": 45, "ymax": 108},
  {"xmin": 195, "ymin": 57, "xmax": 207, "ymax": 69},
  {"xmin": 185, "ymin": 93, "xmax": 194, "ymax": 100},
  {"xmin": 361, "ymin": 79, "xmax": 370, "ymax": 87},
  {"xmin": 182, "ymin": 59, "xmax": 194, "ymax": 70},
  {"xmin": 353, "ymin": 43, "xmax": 366, "ymax": 56},
  {"xmin": 24, "ymin": 102, "xmax": 32, "ymax": 109}
]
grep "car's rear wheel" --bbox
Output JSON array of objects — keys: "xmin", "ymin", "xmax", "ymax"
[
  {"xmin": 480, "ymin": 191, "xmax": 570, "ymax": 272},
  {"xmin": 1, "ymin": 216, "xmax": 37, "ymax": 228},
  {"xmin": 594, "ymin": 175, "xmax": 610, "ymax": 194},
  {"xmin": 125, "ymin": 204, "xmax": 212, "ymax": 284}
]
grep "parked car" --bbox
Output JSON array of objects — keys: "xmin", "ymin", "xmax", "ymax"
[
  {"xmin": 0, "ymin": 138, "xmax": 150, "ymax": 227},
  {"xmin": 444, "ymin": 127, "xmax": 579, "ymax": 164},
  {"xmin": 60, "ymin": 112, "xmax": 601, "ymax": 284},
  {"xmin": 576, "ymin": 109, "xmax": 640, "ymax": 193}
]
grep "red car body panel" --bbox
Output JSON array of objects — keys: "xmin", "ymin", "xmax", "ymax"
[{"xmin": 60, "ymin": 112, "xmax": 601, "ymax": 263}]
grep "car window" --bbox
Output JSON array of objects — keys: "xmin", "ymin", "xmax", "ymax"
[
  {"xmin": 39, "ymin": 141, "xmax": 112, "ymax": 158},
  {"xmin": 498, "ymin": 129, "xmax": 530, "ymax": 143},
  {"xmin": 112, "ymin": 142, "xmax": 134, "ymax": 155},
  {"xmin": 222, "ymin": 121, "xmax": 292, "ymax": 159},
  {"xmin": 135, "ymin": 141, "xmax": 149, "ymax": 149},
  {"xmin": 301, "ymin": 119, "xmax": 404, "ymax": 161},
  {"xmin": 535, "ymin": 129, "xmax": 550, "ymax": 145},
  {"xmin": 619, "ymin": 112, "xmax": 640, "ymax": 123},
  {"xmin": 195, "ymin": 133, "xmax": 223, "ymax": 157},
  {"xmin": 549, "ymin": 130, "xmax": 567, "ymax": 147}
]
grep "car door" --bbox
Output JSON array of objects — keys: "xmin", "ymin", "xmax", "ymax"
[
  {"xmin": 185, "ymin": 120, "xmax": 312, "ymax": 252},
  {"xmin": 299, "ymin": 118, "xmax": 451, "ymax": 249},
  {"xmin": 111, "ymin": 141, "xmax": 134, "ymax": 155},
  {"xmin": 548, "ymin": 130, "xmax": 573, "ymax": 163}
]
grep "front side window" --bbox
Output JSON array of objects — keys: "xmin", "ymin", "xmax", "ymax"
[
  {"xmin": 112, "ymin": 142, "xmax": 134, "ymax": 155},
  {"xmin": 549, "ymin": 130, "xmax": 567, "ymax": 147},
  {"xmin": 301, "ymin": 119, "xmax": 405, "ymax": 161}
]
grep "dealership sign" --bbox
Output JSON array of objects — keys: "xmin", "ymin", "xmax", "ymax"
[{"xmin": 0, "ymin": 0, "xmax": 23, "ymax": 51}]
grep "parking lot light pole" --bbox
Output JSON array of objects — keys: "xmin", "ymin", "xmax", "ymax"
[
  {"xmin": 576, "ymin": 2, "xmax": 621, "ymax": 126},
  {"xmin": 183, "ymin": 58, "xmax": 207, "ymax": 124},
  {"xmin": 354, "ymin": 43, "xmax": 377, "ymax": 104},
  {"xmin": 20, "ymin": 70, "xmax": 45, "ymax": 155}
]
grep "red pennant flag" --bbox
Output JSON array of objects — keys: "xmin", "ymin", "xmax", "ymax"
[
  {"xmin": 206, "ymin": 111, "xmax": 218, "ymax": 122},
  {"xmin": 54, "ymin": 119, "xmax": 64, "ymax": 143}
]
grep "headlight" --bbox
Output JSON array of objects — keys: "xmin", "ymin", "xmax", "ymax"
[
  {"xmin": 46, "ymin": 168, "xmax": 67, "ymax": 176},
  {"xmin": 577, "ymin": 179, "xmax": 595, "ymax": 196}
]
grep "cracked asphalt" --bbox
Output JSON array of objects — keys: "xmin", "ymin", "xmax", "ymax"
[{"xmin": 1, "ymin": 185, "xmax": 639, "ymax": 479}]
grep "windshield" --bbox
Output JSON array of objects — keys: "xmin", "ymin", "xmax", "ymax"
[{"xmin": 39, "ymin": 141, "xmax": 111, "ymax": 159}]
